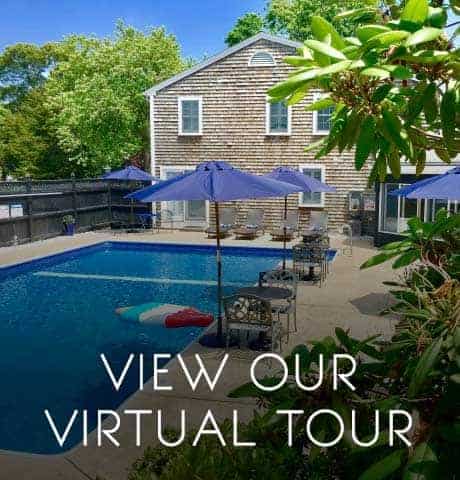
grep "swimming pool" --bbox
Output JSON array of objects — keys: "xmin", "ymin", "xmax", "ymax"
[{"xmin": 0, "ymin": 241, "xmax": 285, "ymax": 454}]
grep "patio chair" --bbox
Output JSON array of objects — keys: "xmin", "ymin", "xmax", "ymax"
[
  {"xmin": 224, "ymin": 294, "xmax": 281, "ymax": 352},
  {"xmin": 205, "ymin": 207, "xmax": 236, "ymax": 238},
  {"xmin": 270, "ymin": 211, "xmax": 299, "ymax": 241},
  {"xmin": 292, "ymin": 244, "xmax": 328, "ymax": 287},
  {"xmin": 234, "ymin": 208, "xmax": 264, "ymax": 239},
  {"xmin": 260, "ymin": 269, "xmax": 297, "ymax": 340}
]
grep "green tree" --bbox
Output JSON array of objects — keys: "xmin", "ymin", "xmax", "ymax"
[
  {"xmin": 225, "ymin": 0, "xmax": 371, "ymax": 45},
  {"xmin": 0, "ymin": 43, "xmax": 57, "ymax": 107},
  {"xmin": 225, "ymin": 13, "xmax": 265, "ymax": 46},
  {"xmin": 268, "ymin": 0, "xmax": 459, "ymax": 182},
  {"xmin": 266, "ymin": 0, "xmax": 373, "ymax": 41},
  {"xmin": 44, "ymin": 22, "xmax": 186, "ymax": 177},
  {"xmin": 0, "ymin": 88, "xmax": 67, "ymax": 178}
]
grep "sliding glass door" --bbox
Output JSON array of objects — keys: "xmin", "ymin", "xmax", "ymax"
[{"xmin": 161, "ymin": 167, "xmax": 207, "ymax": 227}]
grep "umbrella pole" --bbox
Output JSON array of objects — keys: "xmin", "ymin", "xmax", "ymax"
[
  {"xmin": 215, "ymin": 201, "xmax": 223, "ymax": 340},
  {"xmin": 283, "ymin": 196, "xmax": 287, "ymax": 270}
]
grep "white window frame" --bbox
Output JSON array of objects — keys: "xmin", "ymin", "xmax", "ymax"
[
  {"xmin": 298, "ymin": 164, "xmax": 326, "ymax": 208},
  {"xmin": 178, "ymin": 96, "xmax": 203, "ymax": 136},
  {"xmin": 248, "ymin": 51, "xmax": 276, "ymax": 67},
  {"xmin": 312, "ymin": 93, "xmax": 333, "ymax": 136},
  {"xmin": 265, "ymin": 97, "xmax": 292, "ymax": 136},
  {"xmin": 159, "ymin": 165, "xmax": 209, "ymax": 225}
]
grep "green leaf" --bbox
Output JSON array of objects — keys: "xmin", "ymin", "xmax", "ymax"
[
  {"xmin": 382, "ymin": 65, "xmax": 413, "ymax": 80},
  {"xmin": 357, "ymin": 25, "xmax": 391, "ymax": 43},
  {"xmin": 304, "ymin": 40, "xmax": 347, "ymax": 60},
  {"xmin": 358, "ymin": 449, "xmax": 406, "ymax": 480},
  {"xmin": 401, "ymin": 0, "xmax": 429, "ymax": 25},
  {"xmin": 408, "ymin": 336, "xmax": 443, "ymax": 398},
  {"xmin": 427, "ymin": 7, "xmax": 447, "ymax": 28},
  {"xmin": 388, "ymin": 148, "xmax": 401, "ymax": 178},
  {"xmin": 392, "ymin": 250, "xmax": 420, "ymax": 269},
  {"xmin": 405, "ymin": 28, "xmax": 442, "ymax": 47},
  {"xmin": 422, "ymin": 83, "xmax": 438, "ymax": 124},
  {"xmin": 335, "ymin": 7, "xmax": 378, "ymax": 21},
  {"xmin": 403, "ymin": 442, "xmax": 438, "ymax": 480},
  {"xmin": 367, "ymin": 31, "xmax": 410, "ymax": 48},
  {"xmin": 372, "ymin": 84, "xmax": 393, "ymax": 102},
  {"xmin": 381, "ymin": 109, "xmax": 410, "ymax": 157},
  {"xmin": 408, "ymin": 50, "xmax": 450, "ymax": 64},
  {"xmin": 361, "ymin": 67, "xmax": 391, "ymax": 78},
  {"xmin": 440, "ymin": 88, "xmax": 457, "ymax": 147},
  {"xmin": 268, "ymin": 69, "xmax": 322, "ymax": 98},
  {"xmin": 361, "ymin": 250, "xmax": 400, "ymax": 269},
  {"xmin": 284, "ymin": 56, "xmax": 314, "ymax": 67},
  {"xmin": 355, "ymin": 116, "xmax": 375, "ymax": 170},
  {"xmin": 311, "ymin": 16, "xmax": 346, "ymax": 50},
  {"xmin": 306, "ymin": 97, "xmax": 335, "ymax": 111}
]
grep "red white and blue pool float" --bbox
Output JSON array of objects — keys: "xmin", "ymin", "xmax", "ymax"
[{"xmin": 116, "ymin": 302, "xmax": 214, "ymax": 328}]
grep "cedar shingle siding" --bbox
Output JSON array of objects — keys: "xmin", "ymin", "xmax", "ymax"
[{"xmin": 149, "ymin": 37, "xmax": 371, "ymax": 230}]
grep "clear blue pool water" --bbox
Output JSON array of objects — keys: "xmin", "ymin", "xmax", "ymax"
[{"xmin": 0, "ymin": 241, "xmax": 284, "ymax": 454}]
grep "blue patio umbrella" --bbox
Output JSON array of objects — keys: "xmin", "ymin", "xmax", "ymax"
[
  {"xmin": 102, "ymin": 166, "xmax": 157, "ymax": 225},
  {"xmin": 389, "ymin": 167, "xmax": 460, "ymax": 201},
  {"xmin": 264, "ymin": 166, "xmax": 336, "ymax": 267},
  {"xmin": 127, "ymin": 161, "xmax": 303, "ymax": 346},
  {"xmin": 102, "ymin": 165, "xmax": 155, "ymax": 182}
]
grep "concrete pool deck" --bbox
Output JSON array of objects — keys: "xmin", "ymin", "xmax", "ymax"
[{"xmin": 0, "ymin": 230, "xmax": 397, "ymax": 480}]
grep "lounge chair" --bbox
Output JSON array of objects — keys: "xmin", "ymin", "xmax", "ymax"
[
  {"xmin": 234, "ymin": 208, "xmax": 264, "ymax": 239},
  {"xmin": 270, "ymin": 211, "xmax": 298, "ymax": 241},
  {"xmin": 205, "ymin": 207, "xmax": 236, "ymax": 238}
]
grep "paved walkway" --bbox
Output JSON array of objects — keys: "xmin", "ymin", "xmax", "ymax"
[{"xmin": 0, "ymin": 230, "xmax": 396, "ymax": 480}]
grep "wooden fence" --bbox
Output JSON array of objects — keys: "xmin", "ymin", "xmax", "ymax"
[{"xmin": 0, "ymin": 178, "xmax": 150, "ymax": 246}]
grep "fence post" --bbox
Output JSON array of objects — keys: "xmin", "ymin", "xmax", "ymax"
[
  {"xmin": 71, "ymin": 173, "xmax": 78, "ymax": 229},
  {"xmin": 25, "ymin": 177, "xmax": 33, "ymax": 242}
]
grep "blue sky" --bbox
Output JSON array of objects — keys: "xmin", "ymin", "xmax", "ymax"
[{"xmin": 0, "ymin": 0, "xmax": 267, "ymax": 58}]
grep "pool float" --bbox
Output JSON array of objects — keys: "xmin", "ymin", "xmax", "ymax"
[{"xmin": 115, "ymin": 302, "xmax": 213, "ymax": 328}]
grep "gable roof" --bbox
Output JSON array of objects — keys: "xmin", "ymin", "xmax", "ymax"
[{"xmin": 145, "ymin": 33, "xmax": 302, "ymax": 97}]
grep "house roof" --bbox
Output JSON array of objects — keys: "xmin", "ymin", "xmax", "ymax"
[{"xmin": 144, "ymin": 33, "xmax": 303, "ymax": 97}]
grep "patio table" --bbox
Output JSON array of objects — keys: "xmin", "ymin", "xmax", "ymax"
[{"xmin": 236, "ymin": 286, "xmax": 291, "ymax": 301}]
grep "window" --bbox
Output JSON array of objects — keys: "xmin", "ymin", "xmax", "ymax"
[
  {"xmin": 178, "ymin": 96, "xmax": 202, "ymax": 135},
  {"xmin": 298, "ymin": 165, "xmax": 325, "ymax": 207},
  {"xmin": 266, "ymin": 100, "xmax": 291, "ymax": 135},
  {"xmin": 380, "ymin": 183, "xmax": 459, "ymax": 234},
  {"xmin": 312, "ymin": 94, "xmax": 334, "ymax": 134},
  {"xmin": 249, "ymin": 51, "xmax": 276, "ymax": 67}
]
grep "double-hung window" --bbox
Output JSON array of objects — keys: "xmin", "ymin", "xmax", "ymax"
[
  {"xmin": 178, "ymin": 96, "xmax": 202, "ymax": 135},
  {"xmin": 266, "ymin": 100, "xmax": 291, "ymax": 135},
  {"xmin": 298, "ymin": 164, "xmax": 326, "ymax": 207},
  {"xmin": 312, "ymin": 94, "xmax": 334, "ymax": 134}
]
